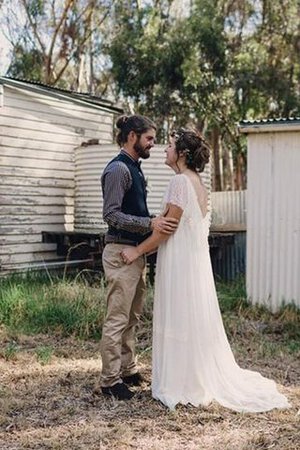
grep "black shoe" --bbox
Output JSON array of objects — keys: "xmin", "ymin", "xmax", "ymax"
[
  {"xmin": 101, "ymin": 382, "xmax": 134, "ymax": 400},
  {"xmin": 122, "ymin": 372, "xmax": 144, "ymax": 386}
]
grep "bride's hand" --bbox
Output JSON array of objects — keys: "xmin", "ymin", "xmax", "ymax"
[{"xmin": 121, "ymin": 247, "xmax": 140, "ymax": 264}]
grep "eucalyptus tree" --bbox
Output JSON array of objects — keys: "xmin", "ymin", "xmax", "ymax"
[
  {"xmin": 3, "ymin": 0, "xmax": 114, "ymax": 92},
  {"xmin": 107, "ymin": 0, "xmax": 300, "ymax": 189}
]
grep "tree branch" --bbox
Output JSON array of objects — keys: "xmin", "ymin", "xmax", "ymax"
[{"xmin": 20, "ymin": 0, "xmax": 47, "ymax": 55}]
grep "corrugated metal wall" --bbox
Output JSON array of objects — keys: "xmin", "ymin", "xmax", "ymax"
[
  {"xmin": 247, "ymin": 131, "xmax": 300, "ymax": 310},
  {"xmin": 210, "ymin": 190, "xmax": 246, "ymax": 281},
  {"xmin": 74, "ymin": 144, "xmax": 211, "ymax": 233},
  {"xmin": 211, "ymin": 190, "xmax": 246, "ymax": 227}
]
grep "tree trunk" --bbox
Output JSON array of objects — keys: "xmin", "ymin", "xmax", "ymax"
[
  {"xmin": 235, "ymin": 153, "xmax": 246, "ymax": 190},
  {"xmin": 211, "ymin": 126, "xmax": 222, "ymax": 191},
  {"xmin": 223, "ymin": 144, "xmax": 234, "ymax": 190}
]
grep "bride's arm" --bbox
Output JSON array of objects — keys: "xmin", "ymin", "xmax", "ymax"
[{"xmin": 121, "ymin": 203, "xmax": 183, "ymax": 264}]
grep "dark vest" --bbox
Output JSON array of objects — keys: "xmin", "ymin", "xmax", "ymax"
[{"xmin": 106, "ymin": 152, "xmax": 150, "ymax": 244}]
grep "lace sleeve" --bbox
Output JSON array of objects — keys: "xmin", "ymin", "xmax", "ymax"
[{"xmin": 164, "ymin": 175, "xmax": 188, "ymax": 210}]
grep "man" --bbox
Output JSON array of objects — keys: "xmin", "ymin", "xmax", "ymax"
[{"xmin": 100, "ymin": 115, "xmax": 178, "ymax": 400}]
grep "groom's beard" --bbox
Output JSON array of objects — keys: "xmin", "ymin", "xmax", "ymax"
[{"xmin": 134, "ymin": 139, "xmax": 151, "ymax": 159}]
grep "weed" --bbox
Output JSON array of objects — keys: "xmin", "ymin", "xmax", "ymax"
[
  {"xmin": 35, "ymin": 345, "xmax": 54, "ymax": 365},
  {"xmin": 0, "ymin": 273, "xmax": 107, "ymax": 339},
  {"xmin": 2, "ymin": 341, "xmax": 19, "ymax": 361}
]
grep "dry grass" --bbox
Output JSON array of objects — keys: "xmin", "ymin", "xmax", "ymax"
[{"xmin": 0, "ymin": 328, "xmax": 299, "ymax": 450}]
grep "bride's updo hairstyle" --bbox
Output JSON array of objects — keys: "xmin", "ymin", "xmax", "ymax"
[
  {"xmin": 116, "ymin": 114, "xmax": 156, "ymax": 147},
  {"xmin": 171, "ymin": 128, "xmax": 210, "ymax": 173}
]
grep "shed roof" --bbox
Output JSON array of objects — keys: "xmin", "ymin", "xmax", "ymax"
[
  {"xmin": 0, "ymin": 76, "xmax": 123, "ymax": 114},
  {"xmin": 239, "ymin": 117, "xmax": 300, "ymax": 133}
]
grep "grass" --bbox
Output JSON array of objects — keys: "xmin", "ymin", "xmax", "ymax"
[
  {"xmin": 216, "ymin": 277, "xmax": 300, "ymax": 357},
  {"xmin": 0, "ymin": 272, "xmax": 299, "ymax": 358},
  {"xmin": 0, "ymin": 272, "xmax": 299, "ymax": 449},
  {"xmin": 1, "ymin": 341, "xmax": 19, "ymax": 361},
  {"xmin": 0, "ymin": 272, "xmax": 107, "ymax": 339},
  {"xmin": 35, "ymin": 345, "xmax": 54, "ymax": 365}
]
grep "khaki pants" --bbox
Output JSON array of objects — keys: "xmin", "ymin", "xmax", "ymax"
[{"xmin": 100, "ymin": 243, "xmax": 146, "ymax": 387}]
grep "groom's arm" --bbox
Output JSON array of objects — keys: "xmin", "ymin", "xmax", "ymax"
[
  {"xmin": 121, "ymin": 203, "xmax": 183, "ymax": 263},
  {"xmin": 102, "ymin": 163, "xmax": 178, "ymax": 235}
]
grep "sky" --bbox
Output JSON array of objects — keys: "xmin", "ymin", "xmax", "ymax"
[
  {"xmin": 0, "ymin": 1, "xmax": 13, "ymax": 76},
  {"xmin": 0, "ymin": 0, "xmax": 193, "ymax": 77},
  {"xmin": 0, "ymin": 26, "xmax": 11, "ymax": 75}
]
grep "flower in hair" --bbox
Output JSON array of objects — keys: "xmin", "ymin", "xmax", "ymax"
[{"xmin": 172, "ymin": 128, "xmax": 187, "ymax": 142}]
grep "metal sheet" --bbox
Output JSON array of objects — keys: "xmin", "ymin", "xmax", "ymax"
[{"xmin": 246, "ymin": 131, "xmax": 300, "ymax": 310}]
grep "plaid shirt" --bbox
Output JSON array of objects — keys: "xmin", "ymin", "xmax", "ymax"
[{"xmin": 101, "ymin": 150, "xmax": 152, "ymax": 235}]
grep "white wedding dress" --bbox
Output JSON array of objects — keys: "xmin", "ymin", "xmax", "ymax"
[{"xmin": 152, "ymin": 174, "xmax": 290, "ymax": 412}]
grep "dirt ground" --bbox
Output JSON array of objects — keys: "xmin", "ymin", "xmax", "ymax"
[{"xmin": 0, "ymin": 332, "xmax": 299, "ymax": 450}]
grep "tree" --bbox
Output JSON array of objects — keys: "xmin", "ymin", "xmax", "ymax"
[
  {"xmin": 3, "ymin": 0, "xmax": 114, "ymax": 92},
  {"xmin": 106, "ymin": 0, "xmax": 300, "ymax": 190}
]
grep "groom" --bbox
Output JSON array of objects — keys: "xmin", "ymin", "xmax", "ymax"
[{"xmin": 100, "ymin": 114, "xmax": 178, "ymax": 400}]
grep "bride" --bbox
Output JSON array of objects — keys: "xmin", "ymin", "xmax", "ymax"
[{"xmin": 121, "ymin": 128, "xmax": 290, "ymax": 412}]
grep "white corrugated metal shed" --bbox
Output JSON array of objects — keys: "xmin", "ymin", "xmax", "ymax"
[
  {"xmin": 0, "ymin": 77, "xmax": 122, "ymax": 273},
  {"xmin": 239, "ymin": 118, "xmax": 300, "ymax": 311}
]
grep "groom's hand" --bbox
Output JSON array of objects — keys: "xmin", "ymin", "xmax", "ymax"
[{"xmin": 151, "ymin": 216, "xmax": 178, "ymax": 235}]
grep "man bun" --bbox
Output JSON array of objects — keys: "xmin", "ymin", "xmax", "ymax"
[
  {"xmin": 116, "ymin": 115, "xmax": 129, "ymax": 129},
  {"xmin": 115, "ymin": 114, "xmax": 156, "ymax": 147}
]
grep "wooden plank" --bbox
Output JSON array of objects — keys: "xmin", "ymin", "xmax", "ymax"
[
  {"xmin": 84, "ymin": 131, "xmax": 112, "ymax": 141},
  {"xmin": 0, "ymin": 136, "xmax": 77, "ymax": 153},
  {"xmin": 1, "ymin": 215, "xmax": 74, "ymax": 225},
  {"xmin": 0, "ymin": 156, "xmax": 74, "ymax": 172},
  {"xmin": 1, "ymin": 126, "xmax": 80, "ymax": 145},
  {"xmin": 0, "ymin": 175, "xmax": 74, "ymax": 188},
  {"xmin": 0, "ymin": 234, "xmax": 43, "ymax": 245},
  {"xmin": 0, "ymin": 242, "xmax": 57, "ymax": 255},
  {"xmin": 1, "ymin": 258, "xmax": 81, "ymax": 272},
  {"xmin": 4, "ymin": 91, "xmax": 116, "ymax": 122},
  {"xmin": 0, "ymin": 148, "xmax": 74, "ymax": 162},
  {"xmin": 0, "ymin": 167, "xmax": 74, "ymax": 180},
  {"xmin": 2, "ymin": 105, "xmax": 113, "ymax": 130},
  {"xmin": 0, "ymin": 115, "xmax": 113, "ymax": 139},
  {"xmin": 0, "ymin": 116, "xmax": 79, "ymax": 136},
  {"xmin": 0, "ymin": 205, "xmax": 74, "ymax": 215},
  {"xmin": 1, "ymin": 251, "xmax": 62, "ymax": 264},
  {"xmin": 0, "ymin": 195, "xmax": 74, "ymax": 206},
  {"xmin": 0, "ymin": 223, "xmax": 74, "ymax": 234}
]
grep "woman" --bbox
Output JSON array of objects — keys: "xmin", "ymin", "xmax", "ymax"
[{"xmin": 121, "ymin": 129, "xmax": 290, "ymax": 412}]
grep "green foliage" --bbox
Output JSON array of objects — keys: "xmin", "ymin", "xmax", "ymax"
[
  {"xmin": 28, "ymin": 0, "xmax": 45, "ymax": 18},
  {"xmin": 2, "ymin": 341, "xmax": 19, "ymax": 361},
  {"xmin": 216, "ymin": 276, "xmax": 248, "ymax": 313},
  {"xmin": 7, "ymin": 45, "xmax": 44, "ymax": 80},
  {"xmin": 0, "ymin": 273, "xmax": 107, "ymax": 339},
  {"xmin": 35, "ymin": 345, "xmax": 53, "ymax": 365},
  {"xmin": 106, "ymin": 0, "xmax": 300, "ymax": 188}
]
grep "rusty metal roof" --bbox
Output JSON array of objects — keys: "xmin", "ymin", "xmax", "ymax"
[
  {"xmin": 0, "ymin": 76, "xmax": 123, "ymax": 113},
  {"xmin": 239, "ymin": 117, "xmax": 300, "ymax": 133}
]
